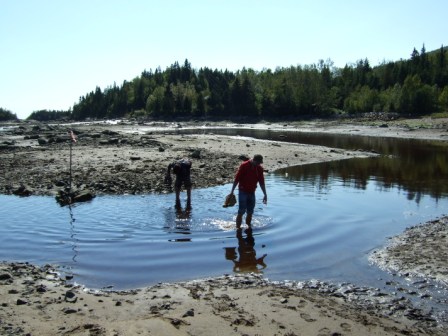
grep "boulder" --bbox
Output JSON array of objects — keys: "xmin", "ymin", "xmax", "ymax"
[
  {"xmin": 0, "ymin": 272, "xmax": 12, "ymax": 280},
  {"xmin": 191, "ymin": 149, "xmax": 201, "ymax": 159},
  {"xmin": 72, "ymin": 190, "xmax": 95, "ymax": 203},
  {"xmin": 55, "ymin": 189, "xmax": 95, "ymax": 206},
  {"xmin": 38, "ymin": 138, "xmax": 48, "ymax": 145},
  {"xmin": 12, "ymin": 185, "xmax": 33, "ymax": 196}
]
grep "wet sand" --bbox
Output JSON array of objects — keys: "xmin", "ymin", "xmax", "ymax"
[
  {"xmin": 0, "ymin": 262, "xmax": 444, "ymax": 336},
  {"xmin": 1, "ymin": 117, "xmax": 448, "ymax": 335},
  {"xmin": 370, "ymin": 216, "xmax": 448, "ymax": 286}
]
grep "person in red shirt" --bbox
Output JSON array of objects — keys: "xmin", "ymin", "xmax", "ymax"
[{"xmin": 230, "ymin": 154, "xmax": 267, "ymax": 229}]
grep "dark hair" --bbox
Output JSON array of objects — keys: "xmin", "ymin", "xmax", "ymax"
[{"xmin": 253, "ymin": 154, "xmax": 263, "ymax": 163}]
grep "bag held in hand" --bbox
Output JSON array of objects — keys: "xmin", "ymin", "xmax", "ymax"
[{"xmin": 223, "ymin": 193, "xmax": 237, "ymax": 208}]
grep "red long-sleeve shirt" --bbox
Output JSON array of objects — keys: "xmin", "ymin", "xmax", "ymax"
[{"xmin": 234, "ymin": 160, "xmax": 265, "ymax": 193}]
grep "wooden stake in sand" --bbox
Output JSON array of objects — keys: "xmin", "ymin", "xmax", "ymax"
[{"xmin": 69, "ymin": 130, "xmax": 77, "ymax": 193}]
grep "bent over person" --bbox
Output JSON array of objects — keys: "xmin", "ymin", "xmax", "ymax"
[
  {"xmin": 165, "ymin": 158, "xmax": 192, "ymax": 208},
  {"xmin": 230, "ymin": 154, "xmax": 267, "ymax": 229}
]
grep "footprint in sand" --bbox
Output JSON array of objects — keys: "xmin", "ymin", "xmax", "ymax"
[
  {"xmin": 296, "ymin": 299, "xmax": 308, "ymax": 308},
  {"xmin": 340, "ymin": 322, "xmax": 352, "ymax": 331},
  {"xmin": 300, "ymin": 312, "xmax": 316, "ymax": 322},
  {"xmin": 317, "ymin": 327, "xmax": 331, "ymax": 336}
]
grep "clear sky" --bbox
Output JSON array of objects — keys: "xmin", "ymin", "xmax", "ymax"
[{"xmin": 1, "ymin": 0, "xmax": 447, "ymax": 119}]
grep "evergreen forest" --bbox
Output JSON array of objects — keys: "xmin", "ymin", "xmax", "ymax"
[
  {"xmin": 17, "ymin": 45, "xmax": 448, "ymax": 121},
  {"xmin": 0, "ymin": 108, "xmax": 18, "ymax": 121}
]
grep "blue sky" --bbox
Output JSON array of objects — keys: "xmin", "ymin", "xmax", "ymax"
[{"xmin": 1, "ymin": 0, "xmax": 447, "ymax": 119}]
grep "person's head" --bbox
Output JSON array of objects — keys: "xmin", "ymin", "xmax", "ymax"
[{"xmin": 253, "ymin": 154, "xmax": 263, "ymax": 165}]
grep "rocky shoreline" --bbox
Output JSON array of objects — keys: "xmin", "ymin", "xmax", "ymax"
[
  {"xmin": 0, "ymin": 122, "xmax": 241, "ymax": 197},
  {"xmin": 0, "ymin": 120, "xmax": 376, "ymax": 198},
  {"xmin": 370, "ymin": 216, "xmax": 448, "ymax": 286}
]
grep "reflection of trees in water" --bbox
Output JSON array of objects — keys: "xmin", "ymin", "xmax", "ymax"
[
  {"xmin": 179, "ymin": 128, "xmax": 448, "ymax": 201},
  {"xmin": 225, "ymin": 229, "xmax": 267, "ymax": 273},
  {"xmin": 278, "ymin": 153, "xmax": 448, "ymax": 202}
]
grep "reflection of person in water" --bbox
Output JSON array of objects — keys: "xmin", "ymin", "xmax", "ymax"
[
  {"xmin": 175, "ymin": 205, "xmax": 192, "ymax": 221},
  {"xmin": 172, "ymin": 203, "xmax": 193, "ymax": 234},
  {"xmin": 225, "ymin": 229, "xmax": 267, "ymax": 273},
  {"xmin": 162, "ymin": 203, "xmax": 192, "ymax": 235}
]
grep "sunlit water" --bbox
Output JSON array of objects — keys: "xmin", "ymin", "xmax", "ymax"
[{"xmin": 1, "ymin": 170, "xmax": 447, "ymax": 290}]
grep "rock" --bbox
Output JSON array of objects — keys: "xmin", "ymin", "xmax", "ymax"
[
  {"xmin": 55, "ymin": 189, "xmax": 95, "ymax": 205},
  {"xmin": 62, "ymin": 308, "xmax": 78, "ymax": 314},
  {"xmin": 54, "ymin": 180, "xmax": 66, "ymax": 187},
  {"xmin": 182, "ymin": 308, "xmax": 195, "ymax": 317},
  {"xmin": 55, "ymin": 136, "xmax": 68, "ymax": 143},
  {"xmin": 16, "ymin": 298, "xmax": 28, "ymax": 305},
  {"xmin": 65, "ymin": 290, "xmax": 77, "ymax": 303},
  {"xmin": 73, "ymin": 190, "xmax": 95, "ymax": 203},
  {"xmin": 36, "ymin": 285, "xmax": 47, "ymax": 293},
  {"xmin": 37, "ymin": 138, "xmax": 48, "ymax": 145},
  {"xmin": 0, "ymin": 272, "xmax": 12, "ymax": 280},
  {"xmin": 102, "ymin": 130, "xmax": 119, "ymax": 136},
  {"xmin": 12, "ymin": 185, "xmax": 33, "ymax": 196}
]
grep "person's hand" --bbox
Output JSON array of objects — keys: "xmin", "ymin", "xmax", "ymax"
[
  {"xmin": 164, "ymin": 174, "xmax": 172, "ymax": 185},
  {"xmin": 263, "ymin": 195, "xmax": 267, "ymax": 204}
]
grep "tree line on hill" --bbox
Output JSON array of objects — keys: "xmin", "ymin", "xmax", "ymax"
[
  {"xmin": 0, "ymin": 108, "xmax": 18, "ymax": 121},
  {"xmin": 2, "ymin": 44, "xmax": 447, "ymax": 122}
]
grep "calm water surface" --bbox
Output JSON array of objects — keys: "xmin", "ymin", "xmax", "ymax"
[
  {"xmin": 1, "ymin": 130, "xmax": 448, "ymax": 293},
  {"xmin": 1, "ymin": 177, "xmax": 446, "ymax": 290}
]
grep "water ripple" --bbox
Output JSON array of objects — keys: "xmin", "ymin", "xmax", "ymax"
[{"xmin": 1, "ymin": 173, "xmax": 448, "ymax": 291}]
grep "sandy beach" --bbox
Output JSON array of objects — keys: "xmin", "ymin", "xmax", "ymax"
[{"xmin": 1, "ymin": 117, "xmax": 448, "ymax": 335}]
